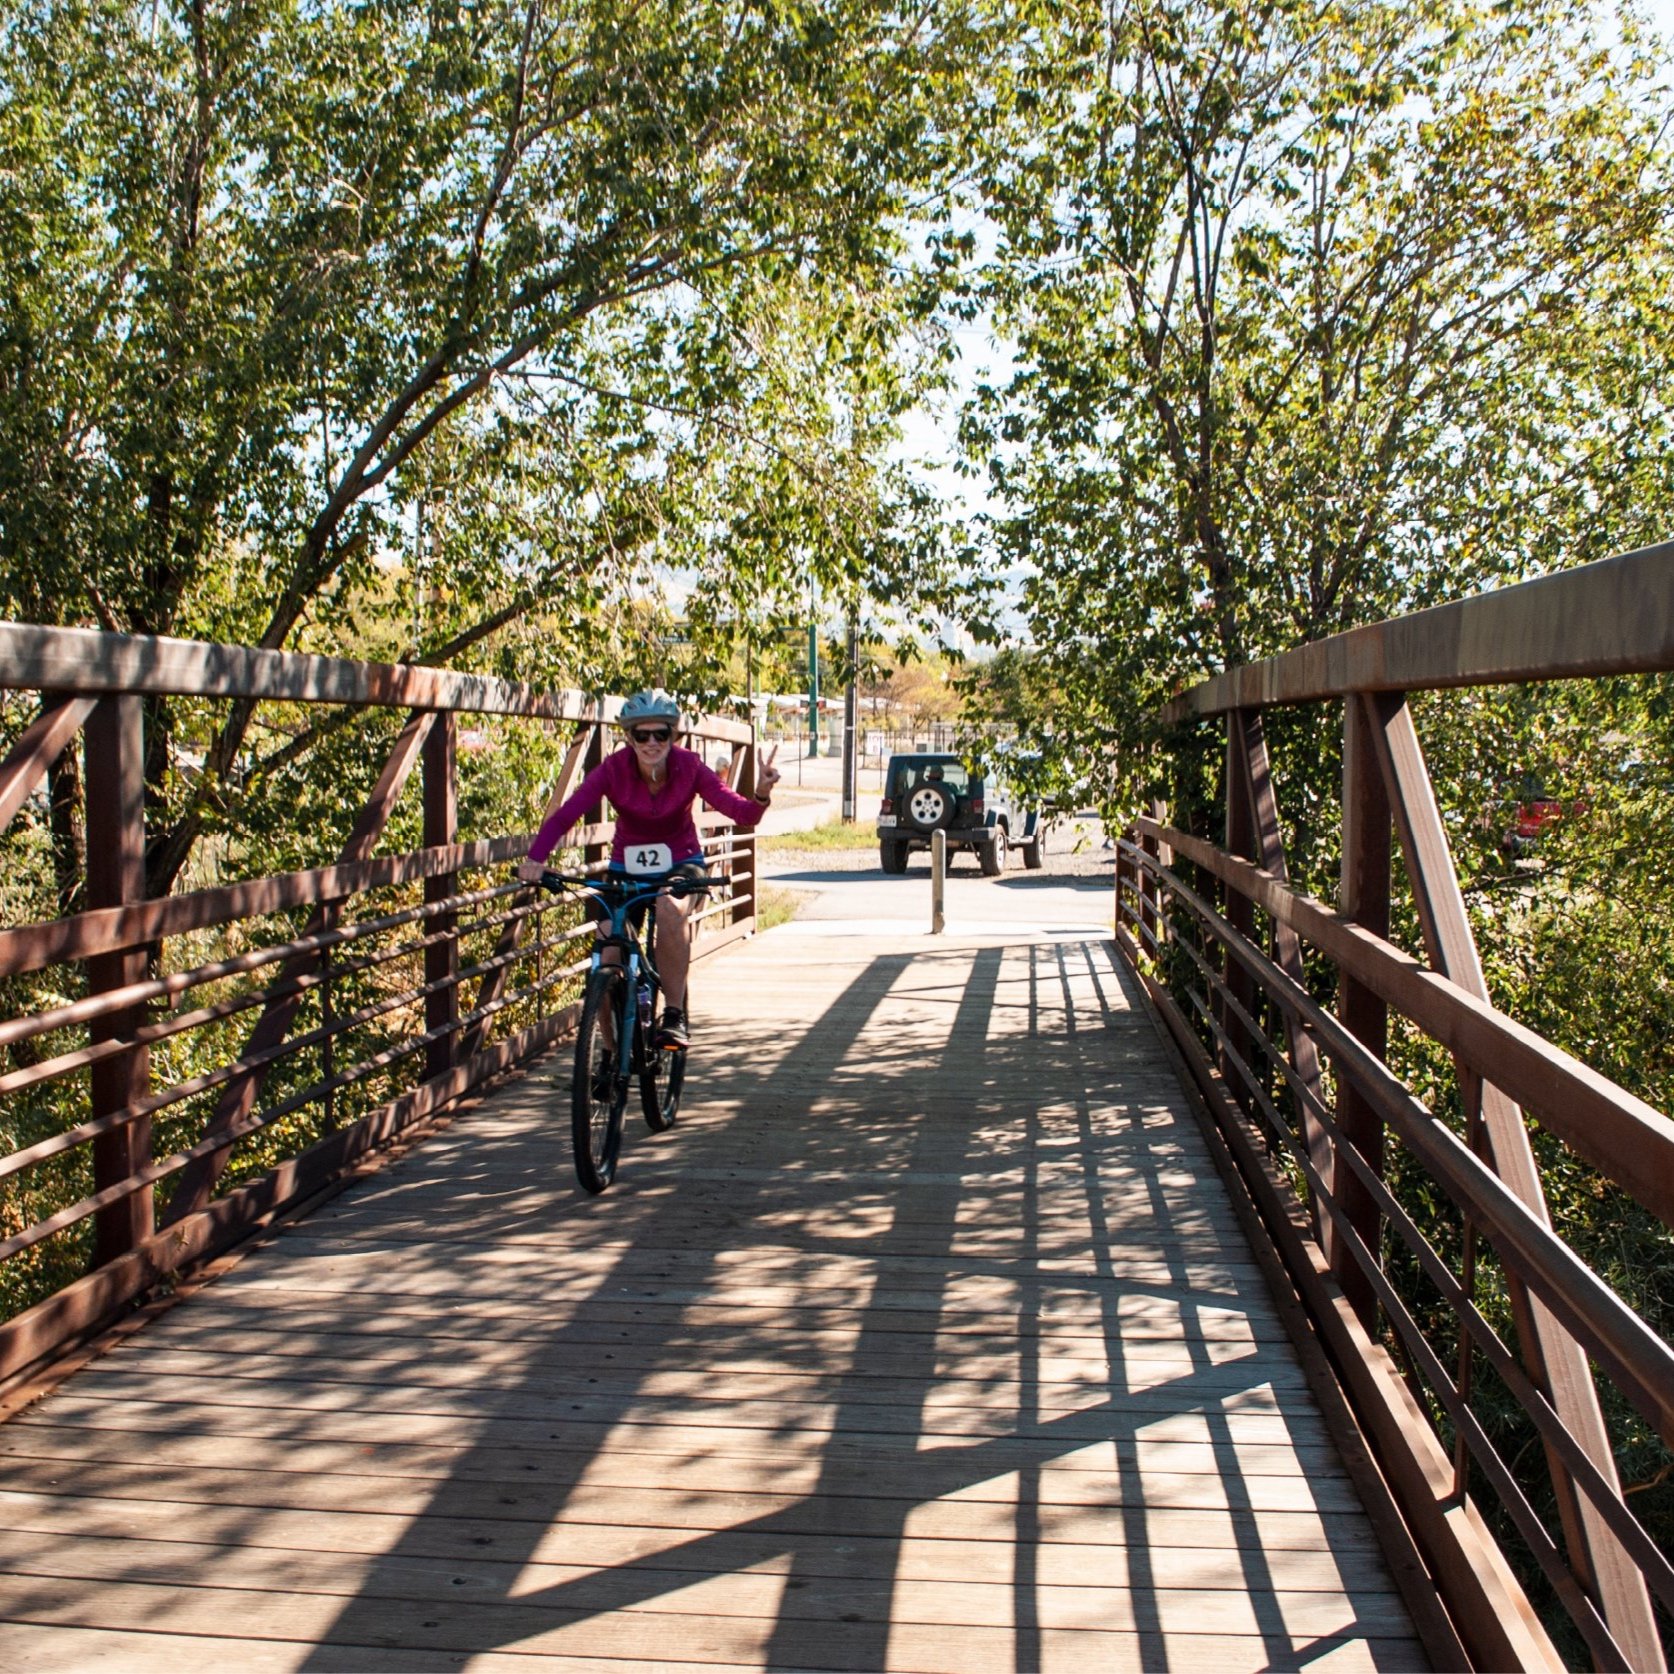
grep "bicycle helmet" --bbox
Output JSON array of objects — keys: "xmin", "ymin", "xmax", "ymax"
[{"xmin": 616, "ymin": 688, "xmax": 682, "ymax": 731}]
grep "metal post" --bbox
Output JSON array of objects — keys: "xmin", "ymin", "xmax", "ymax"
[
  {"xmin": 1221, "ymin": 712, "xmax": 1259, "ymax": 1109},
  {"xmin": 424, "ymin": 710, "xmax": 458, "ymax": 1079},
  {"xmin": 84, "ymin": 694, "xmax": 151, "ymax": 1265},
  {"xmin": 931, "ymin": 828, "xmax": 946, "ymax": 934},
  {"xmin": 1337, "ymin": 693, "xmax": 1392, "ymax": 1328}
]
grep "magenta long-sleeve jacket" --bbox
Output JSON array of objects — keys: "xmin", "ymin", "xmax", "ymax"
[{"xmin": 526, "ymin": 744, "xmax": 765, "ymax": 868}]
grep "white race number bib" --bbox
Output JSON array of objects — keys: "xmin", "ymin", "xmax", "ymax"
[{"xmin": 623, "ymin": 843, "xmax": 674, "ymax": 876}]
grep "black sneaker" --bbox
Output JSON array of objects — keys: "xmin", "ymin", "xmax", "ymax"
[
  {"xmin": 590, "ymin": 1060, "xmax": 615, "ymax": 1102},
  {"xmin": 655, "ymin": 1006, "xmax": 690, "ymax": 1050}
]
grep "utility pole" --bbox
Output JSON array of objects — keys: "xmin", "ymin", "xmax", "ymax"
[
  {"xmin": 842, "ymin": 606, "xmax": 859, "ymax": 822},
  {"xmin": 806, "ymin": 578, "xmax": 820, "ymax": 757}
]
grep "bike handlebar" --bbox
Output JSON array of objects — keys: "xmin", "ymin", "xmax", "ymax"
[{"xmin": 533, "ymin": 869, "xmax": 720, "ymax": 902}]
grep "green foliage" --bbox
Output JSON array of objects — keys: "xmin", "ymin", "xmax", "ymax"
[
  {"xmin": 963, "ymin": 0, "xmax": 1674, "ymax": 812},
  {"xmin": 0, "ymin": 0, "xmax": 1002, "ymax": 896}
]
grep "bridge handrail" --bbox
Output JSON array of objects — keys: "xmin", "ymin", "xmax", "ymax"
[
  {"xmin": 0, "ymin": 626, "xmax": 765, "ymax": 1388},
  {"xmin": 1140, "ymin": 819, "xmax": 1674, "ymax": 1225},
  {"xmin": 1121, "ymin": 546, "xmax": 1674, "ymax": 1673},
  {"xmin": 1160, "ymin": 539, "xmax": 1674, "ymax": 716}
]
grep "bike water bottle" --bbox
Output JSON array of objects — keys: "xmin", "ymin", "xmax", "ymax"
[{"xmin": 637, "ymin": 982, "xmax": 652, "ymax": 1031}]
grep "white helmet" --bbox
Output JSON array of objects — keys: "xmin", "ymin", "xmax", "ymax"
[{"xmin": 617, "ymin": 688, "xmax": 682, "ymax": 730}]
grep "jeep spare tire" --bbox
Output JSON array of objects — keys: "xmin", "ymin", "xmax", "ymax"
[{"xmin": 904, "ymin": 781, "xmax": 955, "ymax": 831}]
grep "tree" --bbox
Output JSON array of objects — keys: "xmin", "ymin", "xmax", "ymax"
[
  {"xmin": 964, "ymin": 0, "xmax": 1674, "ymax": 805},
  {"xmin": 0, "ymin": 0, "xmax": 996, "ymax": 894}
]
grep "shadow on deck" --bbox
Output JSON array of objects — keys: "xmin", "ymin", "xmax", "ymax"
[{"xmin": 0, "ymin": 927, "xmax": 1425, "ymax": 1672}]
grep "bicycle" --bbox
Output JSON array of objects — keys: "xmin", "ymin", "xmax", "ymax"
[{"xmin": 535, "ymin": 867, "xmax": 715, "ymax": 1193}]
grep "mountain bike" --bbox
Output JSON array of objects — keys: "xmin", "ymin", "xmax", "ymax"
[{"xmin": 536, "ymin": 867, "xmax": 713, "ymax": 1193}]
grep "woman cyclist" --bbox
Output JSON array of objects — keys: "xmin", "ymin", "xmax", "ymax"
[{"xmin": 517, "ymin": 690, "xmax": 780, "ymax": 1047}]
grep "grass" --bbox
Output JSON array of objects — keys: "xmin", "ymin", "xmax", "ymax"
[
  {"xmin": 757, "ymin": 819, "xmax": 877, "ymax": 854},
  {"xmin": 756, "ymin": 885, "xmax": 806, "ymax": 929}
]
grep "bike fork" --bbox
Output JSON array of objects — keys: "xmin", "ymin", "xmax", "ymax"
[{"xmin": 618, "ymin": 950, "xmax": 642, "ymax": 1081}]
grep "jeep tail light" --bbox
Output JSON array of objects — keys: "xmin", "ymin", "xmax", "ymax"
[
  {"xmin": 880, "ymin": 796, "xmax": 894, "ymax": 815},
  {"xmin": 969, "ymin": 796, "xmax": 985, "ymax": 816}
]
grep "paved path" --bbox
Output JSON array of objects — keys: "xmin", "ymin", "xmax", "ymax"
[{"xmin": 0, "ymin": 876, "xmax": 1424, "ymax": 1671}]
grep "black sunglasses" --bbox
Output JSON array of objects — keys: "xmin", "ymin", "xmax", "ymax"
[{"xmin": 630, "ymin": 726, "xmax": 672, "ymax": 744}]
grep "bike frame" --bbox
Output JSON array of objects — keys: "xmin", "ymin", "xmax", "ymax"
[{"xmin": 541, "ymin": 869, "xmax": 699, "ymax": 1070}]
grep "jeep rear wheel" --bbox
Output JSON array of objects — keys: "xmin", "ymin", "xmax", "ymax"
[
  {"xmin": 980, "ymin": 827, "xmax": 1008, "ymax": 877},
  {"xmin": 880, "ymin": 838, "xmax": 908, "ymax": 874}
]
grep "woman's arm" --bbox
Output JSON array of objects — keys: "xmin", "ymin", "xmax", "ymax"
[
  {"xmin": 524, "ymin": 756, "xmax": 616, "ymax": 866},
  {"xmin": 692, "ymin": 747, "xmax": 779, "ymax": 826}
]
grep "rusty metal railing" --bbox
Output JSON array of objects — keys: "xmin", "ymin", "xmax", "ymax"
[
  {"xmin": 0, "ymin": 625, "xmax": 762, "ymax": 1384},
  {"xmin": 1115, "ymin": 543, "xmax": 1674, "ymax": 1671}
]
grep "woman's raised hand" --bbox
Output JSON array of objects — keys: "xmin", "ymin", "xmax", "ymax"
[{"xmin": 757, "ymin": 743, "xmax": 781, "ymax": 798}]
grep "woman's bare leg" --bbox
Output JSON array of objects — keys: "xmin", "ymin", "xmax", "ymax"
[{"xmin": 654, "ymin": 893, "xmax": 693, "ymax": 1011}]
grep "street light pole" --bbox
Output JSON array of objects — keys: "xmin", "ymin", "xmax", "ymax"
[{"xmin": 806, "ymin": 579, "xmax": 820, "ymax": 758}]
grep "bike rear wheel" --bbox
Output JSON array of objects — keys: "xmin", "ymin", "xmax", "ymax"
[{"xmin": 573, "ymin": 965, "xmax": 629, "ymax": 1193}]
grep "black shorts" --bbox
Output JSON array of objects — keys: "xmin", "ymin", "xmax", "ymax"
[{"xmin": 583, "ymin": 861, "xmax": 709, "ymax": 928}]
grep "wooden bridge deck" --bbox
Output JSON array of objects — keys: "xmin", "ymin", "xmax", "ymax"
[{"xmin": 0, "ymin": 909, "xmax": 1425, "ymax": 1671}]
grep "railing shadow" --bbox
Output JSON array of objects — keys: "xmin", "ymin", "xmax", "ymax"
[{"xmin": 5, "ymin": 933, "xmax": 1409, "ymax": 1667}]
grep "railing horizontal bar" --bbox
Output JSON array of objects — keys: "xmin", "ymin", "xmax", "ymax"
[
  {"xmin": 0, "ymin": 903, "xmax": 584, "ymax": 1180},
  {"xmin": 1161, "ymin": 543, "xmax": 1674, "ymax": 717},
  {"xmin": 0, "ymin": 624, "xmax": 610, "ymax": 722},
  {"xmin": 0, "ymin": 953, "xmax": 590, "ymax": 1262},
  {"xmin": 0, "ymin": 837, "xmax": 529, "ymax": 977},
  {"xmin": 1143, "ymin": 840, "xmax": 1674, "ymax": 1446},
  {"xmin": 0, "ymin": 906, "xmax": 477, "ymax": 1101},
  {"xmin": 0, "ymin": 875, "xmax": 531, "ymax": 1053},
  {"xmin": 1138, "ymin": 821, "xmax": 1674, "ymax": 1227},
  {"xmin": 0, "ymin": 1007, "xmax": 571, "ymax": 1384}
]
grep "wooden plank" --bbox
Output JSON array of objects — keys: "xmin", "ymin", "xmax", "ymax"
[
  {"xmin": 135, "ymin": 1282, "xmax": 1286, "ymax": 1351},
  {"xmin": 0, "ymin": 1624, "xmax": 777, "ymax": 1674},
  {"xmin": 22, "ymin": 1371, "xmax": 1329, "ymax": 1450},
  {"xmin": 0, "ymin": 1575, "xmax": 1429, "ymax": 1674},
  {"xmin": 86, "ymin": 1324, "xmax": 1290, "ymax": 1381},
  {"xmin": 0, "ymin": 1521, "xmax": 1394, "ymax": 1595},
  {"xmin": 0, "ymin": 930, "xmax": 1416, "ymax": 1670},
  {"xmin": 0, "ymin": 1487, "xmax": 1387, "ymax": 1562},
  {"xmin": 120, "ymin": 1287, "xmax": 1288, "ymax": 1347},
  {"xmin": 0, "ymin": 1417, "xmax": 1358, "ymax": 1497},
  {"xmin": 0, "ymin": 1532, "xmax": 1420, "ymax": 1636},
  {"xmin": 0, "ymin": 1455, "xmax": 1369, "ymax": 1537},
  {"xmin": 4, "ymin": 1397, "xmax": 1335, "ymax": 1459}
]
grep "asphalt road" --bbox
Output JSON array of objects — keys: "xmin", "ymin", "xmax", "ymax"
[{"xmin": 757, "ymin": 814, "xmax": 1118, "ymax": 939}]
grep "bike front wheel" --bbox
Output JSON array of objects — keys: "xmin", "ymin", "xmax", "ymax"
[
  {"xmin": 639, "ymin": 1011, "xmax": 687, "ymax": 1133},
  {"xmin": 573, "ymin": 965, "xmax": 629, "ymax": 1193}
]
